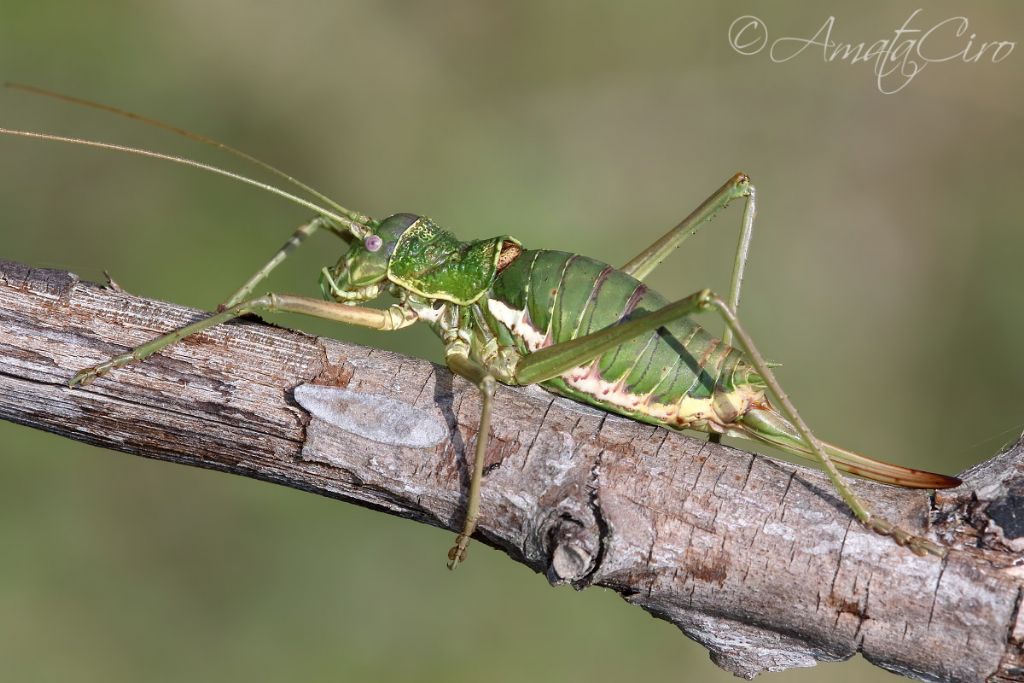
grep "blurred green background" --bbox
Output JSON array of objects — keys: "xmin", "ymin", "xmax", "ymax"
[{"xmin": 1, "ymin": 2, "xmax": 1022, "ymax": 681}]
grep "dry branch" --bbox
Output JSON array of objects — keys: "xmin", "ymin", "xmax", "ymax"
[{"xmin": 1, "ymin": 258, "xmax": 1022, "ymax": 682}]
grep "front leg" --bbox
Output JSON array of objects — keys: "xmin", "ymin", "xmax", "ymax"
[{"xmin": 70, "ymin": 294, "xmax": 417, "ymax": 386}]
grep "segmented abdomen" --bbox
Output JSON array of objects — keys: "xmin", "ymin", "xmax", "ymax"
[{"xmin": 483, "ymin": 250, "xmax": 763, "ymax": 430}]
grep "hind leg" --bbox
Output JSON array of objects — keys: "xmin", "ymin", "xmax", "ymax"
[
  {"xmin": 620, "ymin": 174, "xmax": 757, "ymax": 444},
  {"xmin": 619, "ymin": 172, "xmax": 757, "ymax": 333},
  {"xmin": 507, "ymin": 286, "xmax": 946, "ymax": 556}
]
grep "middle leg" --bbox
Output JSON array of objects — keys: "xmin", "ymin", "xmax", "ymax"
[{"xmin": 444, "ymin": 345, "xmax": 497, "ymax": 570}]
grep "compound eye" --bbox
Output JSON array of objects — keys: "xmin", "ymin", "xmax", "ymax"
[{"xmin": 364, "ymin": 235, "xmax": 383, "ymax": 252}]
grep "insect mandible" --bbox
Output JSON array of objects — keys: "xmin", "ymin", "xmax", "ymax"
[{"xmin": 0, "ymin": 84, "xmax": 962, "ymax": 567}]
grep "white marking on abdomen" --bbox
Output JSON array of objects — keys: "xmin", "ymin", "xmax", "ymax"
[
  {"xmin": 488, "ymin": 298, "xmax": 758, "ymax": 429},
  {"xmin": 488, "ymin": 299, "xmax": 549, "ymax": 352}
]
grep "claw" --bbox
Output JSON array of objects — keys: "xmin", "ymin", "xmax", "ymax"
[
  {"xmin": 447, "ymin": 534, "xmax": 469, "ymax": 570},
  {"xmin": 68, "ymin": 360, "xmax": 115, "ymax": 387},
  {"xmin": 905, "ymin": 534, "xmax": 945, "ymax": 557},
  {"xmin": 867, "ymin": 516, "xmax": 946, "ymax": 557},
  {"xmin": 102, "ymin": 270, "xmax": 123, "ymax": 292},
  {"xmin": 69, "ymin": 368, "xmax": 97, "ymax": 387}
]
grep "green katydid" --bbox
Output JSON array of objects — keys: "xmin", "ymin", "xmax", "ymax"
[{"xmin": 0, "ymin": 84, "xmax": 961, "ymax": 568}]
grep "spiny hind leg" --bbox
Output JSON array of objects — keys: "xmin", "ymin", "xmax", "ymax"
[
  {"xmin": 697, "ymin": 290, "xmax": 945, "ymax": 557},
  {"xmin": 505, "ymin": 288, "xmax": 948, "ymax": 555},
  {"xmin": 220, "ymin": 216, "xmax": 351, "ymax": 309},
  {"xmin": 69, "ymin": 294, "xmax": 415, "ymax": 387},
  {"xmin": 504, "ymin": 289, "xmax": 952, "ymax": 556}
]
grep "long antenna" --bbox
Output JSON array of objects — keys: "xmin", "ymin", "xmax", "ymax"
[
  {"xmin": 4, "ymin": 82, "xmax": 376, "ymax": 228},
  {"xmin": 0, "ymin": 127, "xmax": 372, "ymax": 239}
]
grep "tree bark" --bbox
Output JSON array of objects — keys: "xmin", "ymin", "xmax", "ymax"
[{"xmin": 1, "ymin": 258, "xmax": 1021, "ymax": 682}]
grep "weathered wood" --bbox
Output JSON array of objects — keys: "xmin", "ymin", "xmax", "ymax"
[{"xmin": 0, "ymin": 258, "xmax": 1021, "ymax": 682}]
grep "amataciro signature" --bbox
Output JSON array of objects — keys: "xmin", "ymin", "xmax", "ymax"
[{"xmin": 728, "ymin": 10, "xmax": 1015, "ymax": 94}]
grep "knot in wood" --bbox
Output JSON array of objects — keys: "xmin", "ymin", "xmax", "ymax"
[{"xmin": 527, "ymin": 501, "xmax": 601, "ymax": 586}]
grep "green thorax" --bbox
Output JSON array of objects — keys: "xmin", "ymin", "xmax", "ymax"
[{"xmin": 387, "ymin": 217, "xmax": 521, "ymax": 305}]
